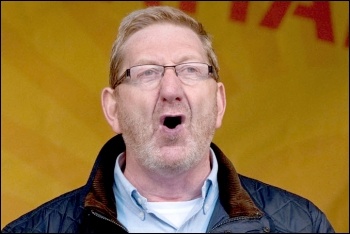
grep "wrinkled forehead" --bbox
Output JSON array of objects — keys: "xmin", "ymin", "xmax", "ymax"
[{"xmin": 121, "ymin": 23, "xmax": 208, "ymax": 67}]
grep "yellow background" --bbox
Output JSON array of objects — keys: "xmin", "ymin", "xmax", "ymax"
[{"xmin": 1, "ymin": 2, "xmax": 348, "ymax": 232}]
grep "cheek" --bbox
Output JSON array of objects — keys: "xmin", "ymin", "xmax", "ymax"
[
  {"xmin": 185, "ymin": 85, "xmax": 217, "ymax": 114},
  {"xmin": 118, "ymin": 88, "xmax": 156, "ymax": 117}
]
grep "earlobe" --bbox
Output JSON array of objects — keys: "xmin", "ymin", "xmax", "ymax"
[
  {"xmin": 215, "ymin": 83, "xmax": 226, "ymax": 128},
  {"xmin": 101, "ymin": 87, "xmax": 121, "ymax": 133}
]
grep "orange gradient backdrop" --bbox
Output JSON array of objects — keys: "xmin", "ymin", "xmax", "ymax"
[{"xmin": 1, "ymin": 2, "xmax": 348, "ymax": 232}]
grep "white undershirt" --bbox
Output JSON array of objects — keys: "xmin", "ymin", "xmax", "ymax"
[
  {"xmin": 113, "ymin": 148, "xmax": 220, "ymax": 232},
  {"xmin": 146, "ymin": 198, "xmax": 202, "ymax": 229}
]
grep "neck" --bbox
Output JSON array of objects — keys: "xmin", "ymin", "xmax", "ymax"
[{"xmin": 123, "ymin": 152, "xmax": 212, "ymax": 202}]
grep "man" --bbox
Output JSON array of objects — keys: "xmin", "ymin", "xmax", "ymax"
[{"xmin": 2, "ymin": 6, "xmax": 334, "ymax": 233}]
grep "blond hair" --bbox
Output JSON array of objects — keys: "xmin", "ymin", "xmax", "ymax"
[{"xmin": 109, "ymin": 6, "xmax": 220, "ymax": 88}]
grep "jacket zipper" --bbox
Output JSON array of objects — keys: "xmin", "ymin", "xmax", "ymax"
[{"xmin": 90, "ymin": 210, "xmax": 128, "ymax": 232}]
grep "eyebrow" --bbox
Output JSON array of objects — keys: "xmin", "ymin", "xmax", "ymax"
[{"xmin": 132, "ymin": 55, "xmax": 206, "ymax": 66}]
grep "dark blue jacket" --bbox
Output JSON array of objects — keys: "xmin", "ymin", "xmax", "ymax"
[{"xmin": 2, "ymin": 135, "xmax": 335, "ymax": 233}]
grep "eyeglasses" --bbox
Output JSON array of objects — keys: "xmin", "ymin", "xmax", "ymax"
[{"xmin": 114, "ymin": 62, "xmax": 214, "ymax": 88}]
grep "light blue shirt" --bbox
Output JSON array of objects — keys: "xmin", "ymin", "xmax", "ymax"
[{"xmin": 113, "ymin": 149, "xmax": 219, "ymax": 233}]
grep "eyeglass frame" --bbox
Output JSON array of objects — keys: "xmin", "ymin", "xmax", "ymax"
[{"xmin": 113, "ymin": 62, "xmax": 215, "ymax": 88}]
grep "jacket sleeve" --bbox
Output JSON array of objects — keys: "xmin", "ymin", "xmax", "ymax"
[
  {"xmin": 239, "ymin": 175, "xmax": 336, "ymax": 233},
  {"xmin": 1, "ymin": 188, "xmax": 84, "ymax": 233},
  {"xmin": 309, "ymin": 201, "xmax": 335, "ymax": 233}
]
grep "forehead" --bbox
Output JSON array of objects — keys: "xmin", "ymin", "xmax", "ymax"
[{"xmin": 122, "ymin": 23, "xmax": 207, "ymax": 66}]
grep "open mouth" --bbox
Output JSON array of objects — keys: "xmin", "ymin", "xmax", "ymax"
[{"xmin": 163, "ymin": 116, "xmax": 182, "ymax": 129}]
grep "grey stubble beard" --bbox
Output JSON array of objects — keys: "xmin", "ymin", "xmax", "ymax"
[{"xmin": 117, "ymin": 100, "xmax": 217, "ymax": 176}]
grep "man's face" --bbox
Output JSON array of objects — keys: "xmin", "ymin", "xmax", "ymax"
[{"xmin": 113, "ymin": 23, "xmax": 225, "ymax": 175}]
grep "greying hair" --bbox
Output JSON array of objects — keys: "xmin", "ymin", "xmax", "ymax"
[{"xmin": 109, "ymin": 6, "xmax": 220, "ymax": 88}]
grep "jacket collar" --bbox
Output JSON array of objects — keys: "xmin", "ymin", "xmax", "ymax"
[
  {"xmin": 84, "ymin": 134, "xmax": 262, "ymax": 222},
  {"xmin": 210, "ymin": 143, "xmax": 262, "ymax": 218}
]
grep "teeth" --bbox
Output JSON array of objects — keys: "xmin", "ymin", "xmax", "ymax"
[{"xmin": 163, "ymin": 116, "xmax": 181, "ymax": 129}]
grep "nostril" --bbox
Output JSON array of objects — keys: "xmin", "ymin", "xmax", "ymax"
[{"xmin": 163, "ymin": 116, "xmax": 182, "ymax": 129}]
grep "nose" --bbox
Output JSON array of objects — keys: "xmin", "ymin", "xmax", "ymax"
[{"xmin": 158, "ymin": 68, "xmax": 185, "ymax": 103}]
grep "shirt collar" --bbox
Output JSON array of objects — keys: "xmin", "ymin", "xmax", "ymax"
[{"xmin": 113, "ymin": 148, "xmax": 219, "ymax": 214}]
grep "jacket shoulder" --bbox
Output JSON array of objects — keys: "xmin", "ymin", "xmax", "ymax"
[
  {"xmin": 2, "ymin": 187, "xmax": 86, "ymax": 233},
  {"xmin": 239, "ymin": 175, "xmax": 334, "ymax": 233}
]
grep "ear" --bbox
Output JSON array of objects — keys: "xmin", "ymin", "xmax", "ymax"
[
  {"xmin": 215, "ymin": 82, "xmax": 226, "ymax": 128},
  {"xmin": 101, "ymin": 87, "xmax": 121, "ymax": 133}
]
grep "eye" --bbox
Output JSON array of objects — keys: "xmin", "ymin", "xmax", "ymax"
[
  {"xmin": 138, "ymin": 68, "xmax": 159, "ymax": 78},
  {"xmin": 185, "ymin": 66, "xmax": 198, "ymax": 73},
  {"xmin": 163, "ymin": 116, "xmax": 182, "ymax": 129},
  {"xmin": 180, "ymin": 65, "xmax": 199, "ymax": 74}
]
